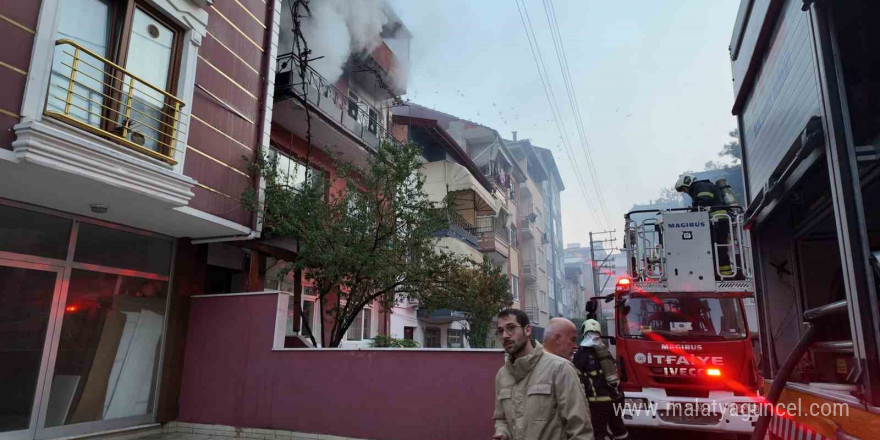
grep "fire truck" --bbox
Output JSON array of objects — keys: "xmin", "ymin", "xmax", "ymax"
[
  {"xmin": 587, "ymin": 206, "xmax": 760, "ymax": 438},
  {"xmin": 723, "ymin": 0, "xmax": 880, "ymax": 439}
]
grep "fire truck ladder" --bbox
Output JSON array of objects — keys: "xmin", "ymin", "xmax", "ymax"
[
  {"xmin": 709, "ymin": 208, "xmax": 755, "ymax": 280},
  {"xmin": 625, "ymin": 207, "xmax": 755, "ymax": 289},
  {"xmin": 625, "ymin": 217, "xmax": 664, "ymax": 281}
]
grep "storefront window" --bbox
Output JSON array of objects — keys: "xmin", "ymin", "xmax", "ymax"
[
  {"xmin": 0, "ymin": 266, "xmax": 58, "ymax": 432},
  {"xmin": 44, "ymin": 270, "xmax": 167, "ymax": 427},
  {"xmin": 0, "ymin": 201, "xmax": 174, "ymax": 438},
  {"xmin": 0, "ymin": 204, "xmax": 72, "ymax": 259},
  {"xmin": 74, "ymin": 223, "xmax": 172, "ymax": 275}
]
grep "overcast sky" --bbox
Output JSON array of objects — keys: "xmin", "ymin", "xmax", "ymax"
[{"xmin": 388, "ymin": 0, "xmax": 741, "ymax": 248}]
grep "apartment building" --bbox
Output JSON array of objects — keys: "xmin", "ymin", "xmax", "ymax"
[
  {"xmin": 387, "ymin": 114, "xmax": 501, "ymax": 347},
  {"xmin": 0, "ymin": 0, "xmax": 279, "ymax": 437},
  {"xmin": 262, "ymin": 1, "xmax": 411, "ymax": 348}
]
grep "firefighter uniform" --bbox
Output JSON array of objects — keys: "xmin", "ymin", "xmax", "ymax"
[
  {"xmin": 675, "ymin": 174, "xmax": 738, "ymax": 277},
  {"xmin": 573, "ymin": 336, "xmax": 629, "ymax": 440}
]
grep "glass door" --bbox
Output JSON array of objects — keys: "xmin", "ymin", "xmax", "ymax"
[{"xmin": 0, "ymin": 261, "xmax": 65, "ymax": 440}]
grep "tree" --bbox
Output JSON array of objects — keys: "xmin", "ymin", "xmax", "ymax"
[
  {"xmin": 421, "ymin": 255, "xmax": 512, "ymax": 348},
  {"xmin": 720, "ymin": 129, "xmax": 742, "ymax": 163},
  {"xmin": 705, "ymin": 129, "xmax": 742, "ymax": 170},
  {"xmin": 655, "ymin": 187, "xmax": 684, "ymax": 204},
  {"xmin": 243, "ymin": 141, "xmax": 468, "ymax": 347}
]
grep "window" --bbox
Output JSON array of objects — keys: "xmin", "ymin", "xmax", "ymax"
[
  {"xmin": 510, "ymin": 275, "xmax": 519, "ymax": 302},
  {"xmin": 346, "ymin": 307, "xmax": 372, "ymax": 341},
  {"xmin": 269, "ymin": 146, "xmax": 326, "ymax": 194},
  {"xmin": 404, "ymin": 326, "xmax": 415, "ymax": 340},
  {"xmin": 509, "ymin": 225, "xmax": 518, "ymax": 247},
  {"xmin": 621, "ymin": 297, "xmax": 747, "ymax": 341},
  {"xmin": 448, "ymin": 329, "xmax": 464, "ymax": 348},
  {"xmin": 424, "ymin": 327, "xmax": 441, "ymax": 348},
  {"xmin": 286, "ymin": 297, "xmax": 315, "ymax": 336},
  {"xmin": 368, "ymin": 107, "xmax": 379, "ymax": 134},
  {"xmin": 48, "ymin": 0, "xmax": 183, "ymax": 157},
  {"xmin": 348, "ymin": 91, "xmax": 360, "ymax": 119}
]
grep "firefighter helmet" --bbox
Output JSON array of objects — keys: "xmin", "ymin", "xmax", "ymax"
[
  {"xmin": 581, "ymin": 319, "xmax": 602, "ymax": 335},
  {"xmin": 675, "ymin": 173, "xmax": 696, "ymax": 192}
]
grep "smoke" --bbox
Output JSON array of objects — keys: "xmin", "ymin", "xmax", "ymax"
[{"xmin": 302, "ymin": 0, "xmax": 389, "ymax": 83}]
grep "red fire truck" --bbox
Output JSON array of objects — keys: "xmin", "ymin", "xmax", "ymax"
[{"xmin": 588, "ymin": 207, "xmax": 760, "ymax": 438}]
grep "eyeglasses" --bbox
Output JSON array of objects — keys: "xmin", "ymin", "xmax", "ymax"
[{"xmin": 495, "ymin": 324, "xmax": 522, "ymax": 337}]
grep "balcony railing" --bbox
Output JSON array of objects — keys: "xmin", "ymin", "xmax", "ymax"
[
  {"xmin": 275, "ymin": 53, "xmax": 403, "ymax": 152},
  {"xmin": 435, "ymin": 208, "xmax": 478, "ymax": 247},
  {"xmin": 524, "ymin": 306, "xmax": 538, "ymax": 323},
  {"xmin": 522, "ymin": 264, "xmax": 538, "ymax": 282},
  {"xmin": 45, "ymin": 39, "xmax": 185, "ymax": 165},
  {"xmin": 475, "ymin": 217, "xmax": 510, "ymax": 244}
]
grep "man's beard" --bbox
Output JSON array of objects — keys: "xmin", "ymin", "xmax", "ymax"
[{"xmin": 505, "ymin": 338, "xmax": 526, "ymax": 355}]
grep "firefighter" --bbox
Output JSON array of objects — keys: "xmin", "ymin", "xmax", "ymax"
[
  {"xmin": 674, "ymin": 173, "xmax": 738, "ymax": 277},
  {"xmin": 573, "ymin": 319, "xmax": 629, "ymax": 440},
  {"xmin": 674, "ymin": 173, "xmax": 723, "ymax": 207}
]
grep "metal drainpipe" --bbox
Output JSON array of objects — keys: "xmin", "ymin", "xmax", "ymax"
[{"xmin": 192, "ymin": 0, "xmax": 277, "ymax": 245}]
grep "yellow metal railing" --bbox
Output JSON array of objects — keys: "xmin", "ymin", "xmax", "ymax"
[{"xmin": 44, "ymin": 39, "xmax": 186, "ymax": 165}]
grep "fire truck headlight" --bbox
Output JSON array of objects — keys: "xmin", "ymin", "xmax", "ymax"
[{"xmin": 706, "ymin": 368, "xmax": 722, "ymax": 377}]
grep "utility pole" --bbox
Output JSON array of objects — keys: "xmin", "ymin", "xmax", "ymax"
[{"xmin": 589, "ymin": 230, "xmax": 617, "ymax": 298}]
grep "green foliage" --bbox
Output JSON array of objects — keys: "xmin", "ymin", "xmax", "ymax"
[
  {"xmin": 705, "ymin": 129, "xmax": 742, "ymax": 170},
  {"xmin": 243, "ymin": 141, "xmax": 469, "ymax": 347},
  {"xmin": 370, "ymin": 335, "xmax": 420, "ymax": 348},
  {"xmin": 420, "ymin": 255, "xmax": 513, "ymax": 348}
]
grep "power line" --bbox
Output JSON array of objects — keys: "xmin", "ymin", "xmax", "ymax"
[
  {"xmin": 541, "ymin": 0, "xmax": 612, "ymax": 227},
  {"xmin": 514, "ymin": 0, "xmax": 599, "ymax": 228},
  {"xmin": 514, "ymin": 0, "xmax": 607, "ymax": 230}
]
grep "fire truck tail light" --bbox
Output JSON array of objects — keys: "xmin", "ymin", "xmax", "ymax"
[{"xmin": 707, "ymin": 368, "xmax": 722, "ymax": 377}]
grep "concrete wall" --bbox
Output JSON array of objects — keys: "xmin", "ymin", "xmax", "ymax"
[{"xmin": 178, "ymin": 293, "xmax": 504, "ymax": 440}]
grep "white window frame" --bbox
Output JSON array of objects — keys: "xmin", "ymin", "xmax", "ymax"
[
  {"xmin": 510, "ymin": 275, "xmax": 519, "ymax": 302},
  {"xmin": 268, "ymin": 146, "xmax": 325, "ymax": 194},
  {"xmin": 345, "ymin": 307, "xmax": 373, "ymax": 342},
  {"xmin": 447, "ymin": 329, "xmax": 464, "ymax": 348},
  {"xmin": 18, "ymin": 0, "xmax": 212, "ymax": 173}
]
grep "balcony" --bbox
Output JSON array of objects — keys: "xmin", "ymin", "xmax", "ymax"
[
  {"xmin": 521, "ymin": 217, "xmax": 539, "ymax": 239},
  {"xmin": 522, "ymin": 264, "xmax": 539, "ymax": 282},
  {"xmin": 422, "ymin": 161, "xmax": 499, "ymax": 215},
  {"xmin": 524, "ymin": 306, "xmax": 539, "ymax": 323},
  {"xmin": 274, "ymin": 55, "xmax": 402, "ymax": 167},
  {"xmin": 44, "ymin": 39, "xmax": 185, "ymax": 165},
  {"xmin": 443, "ymin": 209, "xmax": 479, "ymax": 247},
  {"xmin": 475, "ymin": 216, "xmax": 510, "ymax": 262},
  {"xmin": 4, "ymin": 40, "xmax": 250, "ymax": 238},
  {"xmin": 351, "ymin": 41, "xmax": 406, "ymax": 98}
]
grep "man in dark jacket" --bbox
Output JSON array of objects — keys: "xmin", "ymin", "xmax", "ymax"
[
  {"xmin": 573, "ymin": 319, "xmax": 629, "ymax": 440},
  {"xmin": 675, "ymin": 173, "xmax": 739, "ymax": 276}
]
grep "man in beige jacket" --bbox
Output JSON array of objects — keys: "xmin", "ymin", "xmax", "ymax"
[{"xmin": 492, "ymin": 309, "xmax": 594, "ymax": 440}]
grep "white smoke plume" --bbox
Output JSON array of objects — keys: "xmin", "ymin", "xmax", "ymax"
[{"xmin": 301, "ymin": 0, "xmax": 389, "ymax": 83}]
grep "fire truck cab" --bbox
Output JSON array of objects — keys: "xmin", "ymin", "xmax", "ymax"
[{"xmin": 596, "ymin": 206, "xmax": 760, "ymax": 436}]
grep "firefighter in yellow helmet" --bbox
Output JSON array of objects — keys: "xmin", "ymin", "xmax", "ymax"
[
  {"xmin": 573, "ymin": 320, "xmax": 629, "ymax": 440},
  {"xmin": 675, "ymin": 173, "xmax": 739, "ymax": 276}
]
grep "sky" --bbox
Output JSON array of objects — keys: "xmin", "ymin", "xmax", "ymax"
[{"xmin": 388, "ymin": 0, "xmax": 742, "ymax": 248}]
